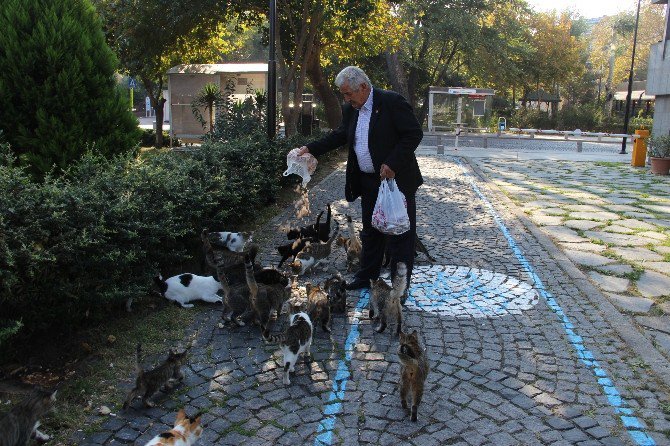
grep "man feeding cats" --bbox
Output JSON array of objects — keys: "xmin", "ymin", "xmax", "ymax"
[{"xmin": 296, "ymin": 66, "xmax": 423, "ymax": 297}]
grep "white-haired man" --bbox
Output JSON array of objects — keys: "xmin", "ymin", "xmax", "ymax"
[{"xmin": 297, "ymin": 66, "xmax": 423, "ymax": 296}]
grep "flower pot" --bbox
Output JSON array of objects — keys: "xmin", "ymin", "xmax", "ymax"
[{"xmin": 650, "ymin": 157, "xmax": 670, "ymax": 175}]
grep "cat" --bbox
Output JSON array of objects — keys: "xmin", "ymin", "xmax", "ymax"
[
  {"xmin": 382, "ymin": 233, "xmax": 435, "ymax": 268},
  {"xmin": 276, "ymin": 237, "xmax": 314, "ymax": 268},
  {"xmin": 202, "ymin": 229, "xmax": 258, "ymax": 274},
  {"xmin": 289, "ymin": 221, "xmax": 339, "ymax": 276},
  {"xmin": 323, "ymin": 273, "xmax": 347, "ymax": 314},
  {"xmin": 143, "ymin": 408, "xmax": 203, "ymax": 446},
  {"xmin": 398, "ymin": 330, "xmax": 430, "ymax": 422},
  {"xmin": 215, "ymin": 264, "xmax": 252, "ymax": 326},
  {"xmin": 287, "ymin": 203, "xmax": 332, "ymax": 242},
  {"xmin": 204, "ymin": 229, "xmax": 251, "ymax": 252},
  {"xmin": 338, "ymin": 214, "xmax": 362, "ymax": 272},
  {"xmin": 369, "ymin": 262, "xmax": 407, "ymax": 335},
  {"xmin": 265, "ymin": 311, "xmax": 313, "ymax": 385},
  {"xmin": 123, "ymin": 344, "xmax": 189, "ymax": 409},
  {"xmin": 305, "ymin": 282, "xmax": 331, "ymax": 333},
  {"xmin": 153, "ymin": 274, "xmax": 222, "ymax": 308},
  {"xmin": 0, "ymin": 388, "xmax": 57, "ymax": 446},
  {"xmin": 243, "ymin": 254, "xmax": 292, "ymax": 339}
]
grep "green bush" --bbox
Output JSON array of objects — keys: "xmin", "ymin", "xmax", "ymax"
[
  {"xmin": 0, "ymin": 0, "xmax": 140, "ymax": 177},
  {"xmin": 0, "ymin": 131, "xmax": 311, "ymax": 351}
]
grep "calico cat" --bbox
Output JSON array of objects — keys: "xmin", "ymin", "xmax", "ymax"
[
  {"xmin": 243, "ymin": 255, "xmax": 292, "ymax": 339},
  {"xmin": 323, "ymin": 273, "xmax": 347, "ymax": 314},
  {"xmin": 143, "ymin": 408, "xmax": 203, "ymax": 446},
  {"xmin": 305, "ymin": 282, "xmax": 331, "ymax": 333},
  {"xmin": 287, "ymin": 203, "xmax": 332, "ymax": 242},
  {"xmin": 153, "ymin": 274, "xmax": 222, "ymax": 308},
  {"xmin": 265, "ymin": 311, "xmax": 313, "ymax": 385},
  {"xmin": 276, "ymin": 237, "xmax": 314, "ymax": 268},
  {"xmin": 205, "ymin": 230, "xmax": 251, "ymax": 252},
  {"xmin": 369, "ymin": 262, "xmax": 407, "ymax": 335},
  {"xmin": 289, "ymin": 221, "xmax": 339, "ymax": 276},
  {"xmin": 123, "ymin": 344, "xmax": 189, "ymax": 409},
  {"xmin": 398, "ymin": 330, "xmax": 430, "ymax": 422},
  {"xmin": 0, "ymin": 388, "xmax": 56, "ymax": 446}
]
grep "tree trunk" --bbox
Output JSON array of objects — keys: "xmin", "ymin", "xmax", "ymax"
[
  {"xmin": 384, "ymin": 51, "xmax": 409, "ymax": 100},
  {"xmin": 306, "ymin": 40, "xmax": 341, "ymax": 129},
  {"xmin": 144, "ymin": 77, "xmax": 166, "ymax": 147}
]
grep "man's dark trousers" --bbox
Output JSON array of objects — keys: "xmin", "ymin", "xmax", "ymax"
[{"xmin": 357, "ymin": 173, "xmax": 416, "ymax": 287}]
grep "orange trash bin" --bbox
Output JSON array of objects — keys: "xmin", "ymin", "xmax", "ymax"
[{"xmin": 631, "ymin": 129, "xmax": 649, "ymax": 167}]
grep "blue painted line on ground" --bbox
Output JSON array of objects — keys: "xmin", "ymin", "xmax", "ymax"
[
  {"xmin": 313, "ymin": 288, "xmax": 370, "ymax": 446},
  {"xmin": 453, "ymin": 157, "xmax": 655, "ymax": 446}
]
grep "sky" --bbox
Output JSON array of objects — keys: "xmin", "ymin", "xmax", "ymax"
[{"xmin": 525, "ymin": 0, "xmax": 637, "ymax": 18}]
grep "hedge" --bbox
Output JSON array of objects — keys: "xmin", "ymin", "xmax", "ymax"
[{"xmin": 0, "ymin": 131, "xmax": 309, "ymax": 351}]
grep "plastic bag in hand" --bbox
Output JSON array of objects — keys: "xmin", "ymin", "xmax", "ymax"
[
  {"xmin": 371, "ymin": 179, "xmax": 410, "ymax": 235},
  {"xmin": 283, "ymin": 148, "xmax": 318, "ymax": 187}
]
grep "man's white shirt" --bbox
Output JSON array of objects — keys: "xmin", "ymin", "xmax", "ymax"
[{"xmin": 354, "ymin": 88, "xmax": 375, "ymax": 173}]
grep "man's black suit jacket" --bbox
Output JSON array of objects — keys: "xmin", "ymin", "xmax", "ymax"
[{"xmin": 306, "ymin": 88, "xmax": 423, "ymax": 202}]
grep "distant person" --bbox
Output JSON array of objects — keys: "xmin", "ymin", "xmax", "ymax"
[{"xmin": 296, "ymin": 66, "xmax": 423, "ymax": 298}]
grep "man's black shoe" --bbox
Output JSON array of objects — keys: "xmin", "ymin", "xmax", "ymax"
[{"xmin": 345, "ymin": 278, "xmax": 369, "ymax": 290}]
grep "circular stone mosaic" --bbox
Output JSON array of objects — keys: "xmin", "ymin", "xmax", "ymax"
[{"xmin": 407, "ymin": 265, "xmax": 539, "ymax": 318}]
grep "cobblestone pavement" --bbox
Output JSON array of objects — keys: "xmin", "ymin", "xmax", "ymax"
[{"xmin": 73, "ymin": 155, "xmax": 670, "ymax": 445}]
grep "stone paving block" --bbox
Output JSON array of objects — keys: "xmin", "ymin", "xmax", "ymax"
[
  {"xmin": 571, "ymin": 211, "xmax": 621, "ymax": 222},
  {"xmin": 543, "ymin": 226, "xmax": 587, "ymax": 243},
  {"xmin": 637, "ymin": 271, "xmax": 670, "ymax": 298},
  {"xmin": 610, "ymin": 247, "xmax": 665, "ymax": 262},
  {"xmin": 605, "ymin": 293, "xmax": 654, "ymax": 313},
  {"xmin": 587, "ymin": 272, "xmax": 630, "ymax": 293},
  {"xmin": 636, "ymin": 316, "xmax": 670, "ymax": 335},
  {"xmin": 595, "ymin": 264, "xmax": 634, "ymax": 276},
  {"xmin": 584, "ymin": 231, "xmax": 651, "ymax": 246},
  {"xmin": 566, "ymin": 251, "xmax": 616, "ymax": 267}
]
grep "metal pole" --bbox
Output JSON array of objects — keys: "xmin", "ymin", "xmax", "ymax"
[
  {"xmin": 267, "ymin": 0, "xmax": 277, "ymax": 140},
  {"xmin": 621, "ymin": 0, "xmax": 642, "ymax": 154}
]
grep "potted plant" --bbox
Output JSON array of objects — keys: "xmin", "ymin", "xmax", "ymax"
[{"xmin": 648, "ymin": 134, "xmax": 670, "ymax": 175}]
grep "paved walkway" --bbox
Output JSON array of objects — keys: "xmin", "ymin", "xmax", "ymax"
[{"xmin": 73, "ymin": 150, "xmax": 670, "ymax": 445}]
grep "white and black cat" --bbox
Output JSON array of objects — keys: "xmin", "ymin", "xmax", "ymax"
[
  {"xmin": 265, "ymin": 311, "xmax": 313, "ymax": 385},
  {"xmin": 205, "ymin": 230, "xmax": 251, "ymax": 252},
  {"xmin": 0, "ymin": 388, "xmax": 57, "ymax": 446},
  {"xmin": 153, "ymin": 274, "xmax": 222, "ymax": 308}
]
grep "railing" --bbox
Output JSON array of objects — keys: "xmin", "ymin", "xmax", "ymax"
[{"xmin": 424, "ymin": 128, "xmax": 639, "ymax": 153}]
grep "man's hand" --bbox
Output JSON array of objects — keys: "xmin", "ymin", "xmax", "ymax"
[
  {"xmin": 380, "ymin": 164, "xmax": 395, "ymax": 179},
  {"xmin": 296, "ymin": 146, "xmax": 310, "ymax": 156}
]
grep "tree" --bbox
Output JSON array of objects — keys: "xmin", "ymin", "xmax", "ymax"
[
  {"xmin": 94, "ymin": 0, "xmax": 234, "ymax": 147},
  {"xmin": 0, "ymin": 0, "xmax": 140, "ymax": 176}
]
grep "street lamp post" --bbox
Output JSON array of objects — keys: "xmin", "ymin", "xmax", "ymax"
[
  {"xmin": 621, "ymin": 0, "xmax": 642, "ymax": 154},
  {"xmin": 267, "ymin": 0, "xmax": 277, "ymax": 140}
]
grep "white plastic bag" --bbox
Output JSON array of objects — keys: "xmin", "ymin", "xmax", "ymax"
[
  {"xmin": 371, "ymin": 179, "xmax": 410, "ymax": 235},
  {"xmin": 283, "ymin": 148, "xmax": 318, "ymax": 187}
]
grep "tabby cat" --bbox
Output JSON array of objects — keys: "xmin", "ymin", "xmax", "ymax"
[
  {"xmin": 215, "ymin": 264, "xmax": 252, "ymax": 326},
  {"xmin": 369, "ymin": 262, "xmax": 407, "ymax": 335},
  {"xmin": 244, "ymin": 255, "xmax": 292, "ymax": 339},
  {"xmin": 398, "ymin": 330, "xmax": 430, "ymax": 422},
  {"xmin": 123, "ymin": 344, "xmax": 189, "ymax": 409},
  {"xmin": 202, "ymin": 228, "xmax": 258, "ymax": 274},
  {"xmin": 290, "ymin": 221, "xmax": 339, "ymax": 276},
  {"xmin": 341, "ymin": 214, "xmax": 362, "ymax": 272},
  {"xmin": 305, "ymin": 282, "xmax": 331, "ymax": 333},
  {"xmin": 265, "ymin": 311, "xmax": 313, "ymax": 385},
  {"xmin": 143, "ymin": 409, "xmax": 203, "ymax": 446},
  {"xmin": 0, "ymin": 388, "xmax": 56, "ymax": 446},
  {"xmin": 323, "ymin": 273, "xmax": 347, "ymax": 314}
]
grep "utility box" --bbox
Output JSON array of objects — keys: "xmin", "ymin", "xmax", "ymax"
[{"xmin": 631, "ymin": 129, "xmax": 650, "ymax": 167}]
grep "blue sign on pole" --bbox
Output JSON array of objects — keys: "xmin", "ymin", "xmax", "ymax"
[{"xmin": 128, "ymin": 78, "xmax": 137, "ymax": 89}]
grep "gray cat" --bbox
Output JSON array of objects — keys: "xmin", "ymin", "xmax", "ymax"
[{"xmin": 0, "ymin": 388, "xmax": 57, "ymax": 446}]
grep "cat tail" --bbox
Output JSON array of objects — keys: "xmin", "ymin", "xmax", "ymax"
[
  {"xmin": 263, "ymin": 332, "xmax": 286, "ymax": 344},
  {"xmin": 326, "ymin": 220, "xmax": 340, "ymax": 246}
]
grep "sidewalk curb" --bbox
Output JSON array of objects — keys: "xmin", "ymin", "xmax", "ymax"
[{"xmin": 463, "ymin": 156, "xmax": 670, "ymax": 388}]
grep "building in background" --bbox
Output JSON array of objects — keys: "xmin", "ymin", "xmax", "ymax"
[{"xmin": 647, "ymin": 0, "xmax": 670, "ymax": 137}]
